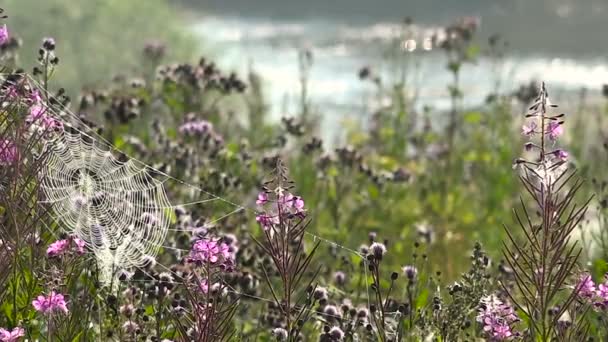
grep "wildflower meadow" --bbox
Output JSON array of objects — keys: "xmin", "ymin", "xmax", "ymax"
[{"xmin": 1, "ymin": 3, "xmax": 608, "ymax": 342}]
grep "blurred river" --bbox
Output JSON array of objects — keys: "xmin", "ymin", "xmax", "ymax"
[{"xmin": 190, "ymin": 10, "xmax": 607, "ymax": 138}]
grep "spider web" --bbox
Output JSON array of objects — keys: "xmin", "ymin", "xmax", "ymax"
[
  {"xmin": 15, "ymin": 75, "xmax": 401, "ymax": 335},
  {"xmin": 40, "ymin": 131, "xmax": 173, "ymax": 282}
]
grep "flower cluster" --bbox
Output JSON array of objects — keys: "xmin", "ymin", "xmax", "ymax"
[
  {"xmin": 255, "ymin": 190, "xmax": 306, "ymax": 230},
  {"xmin": 575, "ymin": 272, "xmax": 608, "ymax": 309},
  {"xmin": 0, "ymin": 139, "xmax": 17, "ymax": 165},
  {"xmin": 188, "ymin": 238, "xmax": 234, "ymax": 269},
  {"xmin": 25, "ymin": 91, "xmax": 63, "ymax": 133},
  {"xmin": 46, "ymin": 235, "xmax": 86, "ymax": 257},
  {"xmin": 515, "ymin": 83, "xmax": 569, "ymax": 180},
  {"xmin": 179, "ymin": 118, "xmax": 213, "ymax": 136},
  {"xmin": 476, "ymin": 295, "xmax": 519, "ymax": 340},
  {"xmin": 0, "ymin": 327, "xmax": 24, "ymax": 342},
  {"xmin": 32, "ymin": 291, "xmax": 69, "ymax": 315}
]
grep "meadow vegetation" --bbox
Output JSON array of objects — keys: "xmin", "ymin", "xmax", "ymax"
[{"xmin": 1, "ymin": 4, "xmax": 608, "ymax": 341}]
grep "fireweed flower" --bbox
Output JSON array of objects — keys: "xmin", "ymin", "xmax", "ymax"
[
  {"xmin": 26, "ymin": 101, "xmax": 63, "ymax": 132},
  {"xmin": 46, "ymin": 236, "xmax": 86, "ymax": 257},
  {"xmin": 555, "ymin": 149, "xmax": 568, "ymax": 161},
  {"xmin": 256, "ymin": 192, "xmax": 268, "ymax": 205},
  {"xmin": 547, "ymin": 121, "xmax": 563, "ymax": 140},
  {"xmin": 476, "ymin": 295, "xmax": 519, "ymax": 340},
  {"xmin": 0, "ymin": 24, "xmax": 8, "ymax": 46},
  {"xmin": 521, "ymin": 121, "xmax": 537, "ymax": 136},
  {"xmin": 188, "ymin": 238, "xmax": 233, "ymax": 265},
  {"xmin": 255, "ymin": 213, "xmax": 276, "ymax": 230},
  {"xmin": 0, "ymin": 140, "xmax": 17, "ymax": 165},
  {"xmin": 595, "ymin": 274, "xmax": 608, "ymax": 309},
  {"xmin": 575, "ymin": 273, "xmax": 596, "ymax": 300},
  {"xmin": 0, "ymin": 327, "xmax": 24, "ymax": 342},
  {"xmin": 32, "ymin": 291, "xmax": 69, "ymax": 315}
]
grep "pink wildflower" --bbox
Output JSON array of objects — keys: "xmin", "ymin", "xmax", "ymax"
[
  {"xmin": 46, "ymin": 236, "xmax": 86, "ymax": 257},
  {"xmin": 477, "ymin": 295, "xmax": 519, "ymax": 341},
  {"xmin": 0, "ymin": 25, "xmax": 8, "ymax": 46},
  {"xmin": 46, "ymin": 239, "xmax": 69, "ymax": 257},
  {"xmin": 547, "ymin": 121, "xmax": 563, "ymax": 140},
  {"xmin": 278, "ymin": 192, "xmax": 306, "ymax": 214},
  {"xmin": 555, "ymin": 149, "xmax": 568, "ymax": 161},
  {"xmin": 576, "ymin": 273, "xmax": 596, "ymax": 300},
  {"xmin": 0, "ymin": 140, "xmax": 17, "ymax": 165},
  {"xmin": 32, "ymin": 291, "xmax": 69, "ymax": 314},
  {"xmin": 179, "ymin": 119, "xmax": 213, "ymax": 136},
  {"xmin": 256, "ymin": 192, "xmax": 268, "ymax": 205},
  {"xmin": 521, "ymin": 121, "xmax": 537, "ymax": 136},
  {"xmin": 255, "ymin": 213, "xmax": 276, "ymax": 230},
  {"xmin": 73, "ymin": 237, "xmax": 86, "ymax": 254},
  {"xmin": 594, "ymin": 274, "xmax": 608, "ymax": 309},
  {"xmin": 0, "ymin": 327, "xmax": 25, "ymax": 342},
  {"xmin": 189, "ymin": 238, "xmax": 233, "ymax": 264}
]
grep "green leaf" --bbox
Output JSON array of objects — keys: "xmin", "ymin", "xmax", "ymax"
[{"xmin": 463, "ymin": 111, "xmax": 482, "ymax": 124}]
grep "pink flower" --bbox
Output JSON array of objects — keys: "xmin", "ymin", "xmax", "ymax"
[
  {"xmin": 255, "ymin": 214, "xmax": 276, "ymax": 230},
  {"xmin": 477, "ymin": 295, "xmax": 519, "ymax": 341},
  {"xmin": 189, "ymin": 238, "xmax": 233, "ymax": 265},
  {"xmin": 576, "ymin": 273, "xmax": 596, "ymax": 299},
  {"xmin": 29, "ymin": 103, "xmax": 47, "ymax": 119},
  {"xmin": 73, "ymin": 237, "xmax": 86, "ymax": 254},
  {"xmin": 0, "ymin": 25, "xmax": 8, "ymax": 46},
  {"xmin": 278, "ymin": 192, "xmax": 306, "ymax": 214},
  {"xmin": 0, "ymin": 140, "xmax": 17, "ymax": 165},
  {"xmin": 46, "ymin": 236, "xmax": 86, "ymax": 257},
  {"xmin": 26, "ymin": 100, "xmax": 63, "ymax": 133},
  {"xmin": 256, "ymin": 192, "xmax": 268, "ymax": 205},
  {"xmin": 0, "ymin": 327, "xmax": 25, "ymax": 342},
  {"xmin": 547, "ymin": 121, "xmax": 563, "ymax": 140},
  {"xmin": 32, "ymin": 291, "xmax": 69, "ymax": 315},
  {"xmin": 595, "ymin": 273, "xmax": 608, "ymax": 309},
  {"xmin": 555, "ymin": 149, "xmax": 568, "ymax": 161},
  {"xmin": 521, "ymin": 121, "xmax": 537, "ymax": 136},
  {"xmin": 46, "ymin": 240, "xmax": 69, "ymax": 257},
  {"xmin": 179, "ymin": 119, "xmax": 213, "ymax": 136}
]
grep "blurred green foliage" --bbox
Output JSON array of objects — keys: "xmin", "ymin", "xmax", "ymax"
[{"xmin": 3, "ymin": 0, "xmax": 196, "ymax": 93}]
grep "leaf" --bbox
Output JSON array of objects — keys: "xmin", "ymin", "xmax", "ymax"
[
  {"xmin": 465, "ymin": 44, "xmax": 481, "ymax": 60},
  {"xmin": 368, "ymin": 184, "xmax": 379, "ymax": 200},
  {"xmin": 463, "ymin": 111, "xmax": 482, "ymax": 124}
]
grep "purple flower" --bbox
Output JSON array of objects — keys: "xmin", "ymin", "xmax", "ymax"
[
  {"xmin": 576, "ymin": 273, "xmax": 596, "ymax": 300},
  {"xmin": 46, "ymin": 240, "xmax": 69, "ymax": 257},
  {"xmin": 278, "ymin": 192, "xmax": 306, "ymax": 215},
  {"xmin": 26, "ymin": 101, "xmax": 63, "ymax": 132},
  {"xmin": 32, "ymin": 291, "xmax": 69, "ymax": 315},
  {"xmin": 0, "ymin": 327, "xmax": 25, "ymax": 342},
  {"xmin": 555, "ymin": 149, "xmax": 568, "ymax": 161},
  {"xmin": 46, "ymin": 236, "xmax": 86, "ymax": 257},
  {"xmin": 189, "ymin": 238, "xmax": 233, "ymax": 265},
  {"xmin": 596, "ymin": 283, "xmax": 608, "ymax": 308},
  {"xmin": 0, "ymin": 140, "xmax": 17, "ymax": 165},
  {"xmin": 547, "ymin": 121, "xmax": 564, "ymax": 140},
  {"xmin": 0, "ymin": 25, "xmax": 8, "ymax": 46},
  {"xmin": 256, "ymin": 192, "xmax": 268, "ymax": 205},
  {"xmin": 179, "ymin": 119, "xmax": 213, "ymax": 136},
  {"xmin": 521, "ymin": 121, "xmax": 537, "ymax": 136},
  {"xmin": 255, "ymin": 213, "xmax": 277, "ymax": 230},
  {"xmin": 402, "ymin": 265, "xmax": 418, "ymax": 280},
  {"xmin": 476, "ymin": 295, "xmax": 519, "ymax": 341}
]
